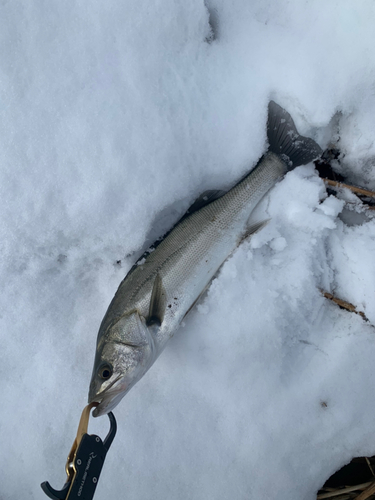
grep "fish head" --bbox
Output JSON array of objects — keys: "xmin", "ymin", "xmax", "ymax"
[{"xmin": 88, "ymin": 310, "xmax": 156, "ymax": 417}]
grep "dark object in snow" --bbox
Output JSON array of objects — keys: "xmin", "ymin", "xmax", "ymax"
[
  {"xmin": 325, "ymin": 179, "xmax": 375, "ymax": 212},
  {"xmin": 314, "ymin": 148, "xmax": 345, "ymax": 182},
  {"xmin": 316, "ymin": 149, "xmax": 375, "ymax": 211},
  {"xmin": 317, "ymin": 456, "xmax": 375, "ymax": 499},
  {"xmin": 320, "ymin": 290, "xmax": 369, "ymax": 323},
  {"xmin": 204, "ymin": 1, "xmax": 219, "ymax": 42},
  {"xmin": 41, "ymin": 403, "xmax": 116, "ymax": 500}
]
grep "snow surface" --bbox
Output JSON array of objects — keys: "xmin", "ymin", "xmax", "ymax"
[{"xmin": 1, "ymin": 1, "xmax": 375, "ymax": 499}]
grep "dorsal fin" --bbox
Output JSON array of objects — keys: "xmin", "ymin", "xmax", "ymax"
[{"xmin": 147, "ymin": 274, "xmax": 166, "ymax": 327}]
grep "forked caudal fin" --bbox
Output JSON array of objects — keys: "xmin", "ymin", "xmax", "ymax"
[{"xmin": 267, "ymin": 100, "xmax": 322, "ymax": 167}]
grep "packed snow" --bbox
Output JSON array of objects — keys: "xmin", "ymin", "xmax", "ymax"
[{"xmin": 1, "ymin": 1, "xmax": 375, "ymax": 499}]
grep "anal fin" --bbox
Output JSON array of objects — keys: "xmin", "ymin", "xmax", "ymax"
[{"xmin": 240, "ymin": 218, "xmax": 270, "ymax": 244}]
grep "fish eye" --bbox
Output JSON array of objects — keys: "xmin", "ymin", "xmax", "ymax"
[{"xmin": 98, "ymin": 364, "xmax": 113, "ymax": 380}]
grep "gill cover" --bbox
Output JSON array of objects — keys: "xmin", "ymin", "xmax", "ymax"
[
  {"xmin": 89, "ymin": 310, "xmax": 157, "ymax": 411},
  {"xmin": 108, "ymin": 310, "xmax": 152, "ymax": 347}
]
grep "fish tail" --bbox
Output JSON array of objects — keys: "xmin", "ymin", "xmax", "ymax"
[{"xmin": 267, "ymin": 101, "xmax": 322, "ymax": 167}]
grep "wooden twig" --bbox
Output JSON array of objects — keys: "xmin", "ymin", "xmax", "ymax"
[
  {"xmin": 321, "ymin": 290, "xmax": 368, "ymax": 322},
  {"xmin": 354, "ymin": 480, "xmax": 375, "ymax": 500},
  {"xmin": 317, "ymin": 482, "xmax": 373, "ymax": 499},
  {"xmin": 366, "ymin": 458, "xmax": 375, "ymax": 478},
  {"xmin": 323, "ymin": 179, "xmax": 375, "ymax": 199}
]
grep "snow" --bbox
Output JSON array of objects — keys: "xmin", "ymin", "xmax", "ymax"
[{"xmin": 1, "ymin": 1, "xmax": 375, "ymax": 499}]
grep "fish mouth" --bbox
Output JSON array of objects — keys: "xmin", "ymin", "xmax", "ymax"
[
  {"xmin": 89, "ymin": 374, "xmax": 125, "ymax": 417},
  {"xmin": 92, "ymin": 391, "xmax": 126, "ymax": 417}
]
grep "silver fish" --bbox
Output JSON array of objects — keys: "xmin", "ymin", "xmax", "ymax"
[{"xmin": 88, "ymin": 101, "xmax": 322, "ymax": 416}]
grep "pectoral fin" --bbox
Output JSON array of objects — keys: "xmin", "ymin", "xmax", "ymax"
[{"xmin": 147, "ymin": 273, "xmax": 166, "ymax": 327}]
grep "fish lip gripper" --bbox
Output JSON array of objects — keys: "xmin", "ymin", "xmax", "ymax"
[{"xmin": 41, "ymin": 410, "xmax": 117, "ymax": 500}]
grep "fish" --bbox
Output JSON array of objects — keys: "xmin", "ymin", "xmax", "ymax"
[{"xmin": 88, "ymin": 101, "xmax": 322, "ymax": 416}]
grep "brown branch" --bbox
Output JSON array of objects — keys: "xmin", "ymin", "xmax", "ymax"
[
  {"xmin": 366, "ymin": 458, "xmax": 375, "ymax": 478},
  {"xmin": 320, "ymin": 290, "xmax": 368, "ymax": 322},
  {"xmin": 317, "ymin": 482, "xmax": 373, "ymax": 499},
  {"xmin": 323, "ymin": 179, "xmax": 375, "ymax": 199},
  {"xmin": 354, "ymin": 480, "xmax": 375, "ymax": 500}
]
